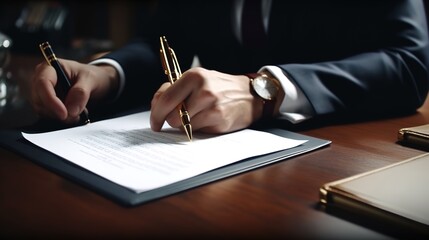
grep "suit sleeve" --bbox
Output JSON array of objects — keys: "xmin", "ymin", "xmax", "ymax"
[
  {"xmin": 94, "ymin": 1, "xmax": 183, "ymax": 112},
  {"xmin": 280, "ymin": 0, "xmax": 429, "ymax": 119}
]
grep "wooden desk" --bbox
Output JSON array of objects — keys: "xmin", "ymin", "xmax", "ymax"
[{"xmin": 1, "ymin": 55, "xmax": 428, "ymax": 238}]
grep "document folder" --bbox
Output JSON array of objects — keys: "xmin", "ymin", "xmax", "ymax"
[
  {"xmin": 398, "ymin": 123, "xmax": 429, "ymax": 151},
  {"xmin": 319, "ymin": 153, "xmax": 429, "ymax": 236},
  {"xmin": 0, "ymin": 127, "xmax": 329, "ymax": 207}
]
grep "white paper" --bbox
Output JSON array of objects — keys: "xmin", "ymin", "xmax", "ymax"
[{"xmin": 22, "ymin": 111, "xmax": 306, "ymax": 193}]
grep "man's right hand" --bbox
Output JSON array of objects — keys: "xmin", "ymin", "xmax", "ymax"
[{"xmin": 29, "ymin": 59, "xmax": 119, "ymax": 123}]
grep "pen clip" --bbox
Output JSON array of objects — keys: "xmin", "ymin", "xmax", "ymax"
[
  {"xmin": 160, "ymin": 36, "xmax": 182, "ymax": 83},
  {"xmin": 39, "ymin": 41, "xmax": 55, "ymax": 66}
]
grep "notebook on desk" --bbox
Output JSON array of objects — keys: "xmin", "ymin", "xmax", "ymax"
[
  {"xmin": 0, "ymin": 110, "xmax": 331, "ymax": 207},
  {"xmin": 319, "ymin": 153, "xmax": 429, "ymax": 236},
  {"xmin": 398, "ymin": 123, "xmax": 429, "ymax": 151}
]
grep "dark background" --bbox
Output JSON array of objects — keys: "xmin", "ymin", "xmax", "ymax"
[
  {"xmin": 0, "ymin": 0, "xmax": 428, "ymax": 60},
  {"xmin": 0, "ymin": 1, "xmax": 157, "ymax": 60}
]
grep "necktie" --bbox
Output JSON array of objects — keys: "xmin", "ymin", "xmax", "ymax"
[{"xmin": 241, "ymin": 0, "xmax": 266, "ymax": 49}]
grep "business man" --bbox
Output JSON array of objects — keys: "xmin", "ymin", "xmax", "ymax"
[{"xmin": 30, "ymin": 0, "xmax": 429, "ymax": 134}]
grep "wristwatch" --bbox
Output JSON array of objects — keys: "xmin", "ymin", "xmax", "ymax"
[{"xmin": 246, "ymin": 72, "xmax": 281, "ymax": 119}]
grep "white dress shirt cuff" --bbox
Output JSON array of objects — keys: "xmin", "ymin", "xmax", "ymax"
[
  {"xmin": 259, "ymin": 66, "xmax": 314, "ymax": 123},
  {"xmin": 89, "ymin": 58, "xmax": 126, "ymax": 102}
]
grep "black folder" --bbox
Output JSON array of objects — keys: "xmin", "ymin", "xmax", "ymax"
[{"xmin": 0, "ymin": 127, "xmax": 330, "ymax": 207}]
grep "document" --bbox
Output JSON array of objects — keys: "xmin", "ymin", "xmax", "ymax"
[{"xmin": 23, "ymin": 111, "xmax": 306, "ymax": 193}]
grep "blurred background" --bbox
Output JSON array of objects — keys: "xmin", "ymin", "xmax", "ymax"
[
  {"xmin": 0, "ymin": 0, "xmax": 428, "ymax": 129},
  {"xmin": 0, "ymin": 0, "xmax": 152, "ymax": 58},
  {"xmin": 0, "ymin": 1, "xmax": 155, "ymax": 128}
]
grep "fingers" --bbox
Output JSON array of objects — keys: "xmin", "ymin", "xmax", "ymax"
[
  {"xmin": 190, "ymin": 98, "xmax": 253, "ymax": 133},
  {"xmin": 150, "ymin": 68, "xmax": 255, "ymax": 134},
  {"xmin": 187, "ymin": 106, "xmax": 226, "ymax": 133},
  {"xmin": 64, "ymin": 83, "xmax": 90, "ymax": 119},
  {"xmin": 150, "ymin": 68, "xmax": 213, "ymax": 132},
  {"xmin": 150, "ymin": 68, "xmax": 215, "ymax": 131},
  {"xmin": 31, "ymin": 62, "xmax": 68, "ymax": 120},
  {"xmin": 30, "ymin": 59, "xmax": 96, "ymax": 123},
  {"xmin": 150, "ymin": 82, "xmax": 178, "ymax": 131}
]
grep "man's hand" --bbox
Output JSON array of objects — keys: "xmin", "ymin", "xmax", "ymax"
[
  {"xmin": 30, "ymin": 59, "xmax": 119, "ymax": 123},
  {"xmin": 150, "ymin": 67, "xmax": 264, "ymax": 134}
]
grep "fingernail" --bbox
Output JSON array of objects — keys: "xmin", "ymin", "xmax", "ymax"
[{"xmin": 68, "ymin": 105, "xmax": 80, "ymax": 117}]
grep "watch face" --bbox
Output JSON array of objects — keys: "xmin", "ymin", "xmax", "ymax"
[{"xmin": 252, "ymin": 75, "xmax": 279, "ymax": 100}]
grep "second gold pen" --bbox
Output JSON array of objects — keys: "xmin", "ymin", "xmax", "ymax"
[{"xmin": 159, "ymin": 36, "xmax": 192, "ymax": 141}]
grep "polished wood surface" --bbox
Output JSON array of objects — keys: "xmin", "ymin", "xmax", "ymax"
[{"xmin": 1, "ymin": 55, "xmax": 428, "ymax": 238}]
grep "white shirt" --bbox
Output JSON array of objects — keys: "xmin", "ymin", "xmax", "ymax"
[{"xmin": 91, "ymin": 0, "xmax": 314, "ymax": 123}]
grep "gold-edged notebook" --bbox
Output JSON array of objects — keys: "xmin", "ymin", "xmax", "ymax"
[
  {"xmin": 319, "ymin": 153, "xmax": 429, "ymax": 236},
  {"xmin": 398, "ymin": 124, "xmax": 429, "ymax": 150}
]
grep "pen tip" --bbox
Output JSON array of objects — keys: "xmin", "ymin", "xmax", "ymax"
[
  {"xmin": 184, "ymin": 124, "xmax": 192, "ymax": 141},
  {"xmin": 81, "ymin": 108, "xmax": 91, "ymax": 125}
]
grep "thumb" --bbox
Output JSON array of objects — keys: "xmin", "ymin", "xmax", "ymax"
[{"xmin": 64, "ymin": 86, "xmax": 90, "ymax": 118}]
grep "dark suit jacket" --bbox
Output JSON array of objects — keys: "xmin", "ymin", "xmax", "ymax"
[{"xmin": 104, "ymin": 0, "xmax": 429, "ymax": 122}]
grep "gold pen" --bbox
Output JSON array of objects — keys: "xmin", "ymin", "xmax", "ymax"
[
  {"xmin": 39, "ymin": 41, "xmax": 90, "ymax": 125},
  {"xmin": 159, "ymin": 36, "xmax": 192, "ymax": 141}
]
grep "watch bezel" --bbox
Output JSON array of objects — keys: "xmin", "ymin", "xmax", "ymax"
[
  {"xmin": 250, "ymin": 74, "xmax": 280, "ymax": 101},
  {"xmin": 246, "ymin": 72, "xmax": 281, "ymax": 119}
]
